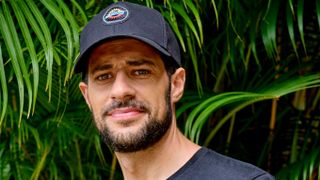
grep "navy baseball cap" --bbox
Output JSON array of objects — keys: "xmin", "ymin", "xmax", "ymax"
[{"xmin": 74, "ymin": 1, "xmax": 181, "ymax": 73}]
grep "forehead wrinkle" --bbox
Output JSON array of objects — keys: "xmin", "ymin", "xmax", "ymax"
[
  {"xmin": 126, "ymin": 59, "xmax": 157, "ymax": 67},
  {"xmin": 91, "ymin": 63, "xmax": 113, "ymax": 74}
]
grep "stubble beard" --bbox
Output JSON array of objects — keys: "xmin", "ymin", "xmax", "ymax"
[{"xmin": 93, "ymin": 84, "xmax": 172, "ymax": 153}]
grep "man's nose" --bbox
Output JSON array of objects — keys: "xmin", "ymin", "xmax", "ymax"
[{"xmin": 110, "ymin": 71, "xmax": 135, "ymax": 101}]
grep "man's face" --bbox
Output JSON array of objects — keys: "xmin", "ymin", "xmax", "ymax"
[{"xmin": 79, "ymin": 38, "xmax": 185, "ymax": 152}]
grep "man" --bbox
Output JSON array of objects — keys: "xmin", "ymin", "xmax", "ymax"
[{"xmin": 74, "ymin": 1, "xmax": 274, "ymax": 180}]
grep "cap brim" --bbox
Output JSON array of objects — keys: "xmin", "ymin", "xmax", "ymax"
[{"xmin": 74, "ymin": 35, "xmax": 171, "ymax": 73}]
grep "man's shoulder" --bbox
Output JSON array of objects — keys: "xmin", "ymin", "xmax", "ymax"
[{"xmin": 168, "ymin": 147, "xmax": 275, "ymax": 180}]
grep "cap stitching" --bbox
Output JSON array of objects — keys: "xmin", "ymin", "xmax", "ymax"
[{"xmin": 161, "ymin": 13, "xmax": 167, "ymax": 48}]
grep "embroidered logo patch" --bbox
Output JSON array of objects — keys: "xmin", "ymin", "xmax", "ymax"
[{"xmin": 103, "ymin": 6, "xmax": 129, "ymax": 25}]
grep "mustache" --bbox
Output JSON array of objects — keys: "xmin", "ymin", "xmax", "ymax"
[{"xmin": 101, "ymin": 99, "xmax": 150, "ymax": 118}]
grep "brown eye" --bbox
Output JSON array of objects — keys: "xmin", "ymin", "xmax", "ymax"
[
  {"xmin": 97, "ymin": 73, "xmax": 113, "ymax": 81},
  {"xmin": 132, "ymin": 69, "xmax": 150, "ymax": 76}
]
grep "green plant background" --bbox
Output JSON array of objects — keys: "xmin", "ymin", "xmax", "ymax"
[{"xmin": 0, "ymin": 0, "xmax": 319, "ymax": 179}]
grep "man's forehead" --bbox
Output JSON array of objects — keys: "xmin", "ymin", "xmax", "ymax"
[
  {"xmin": 90, "ymin": 59, "xmax": 157, "ymax": 72},
  {"xmin": 87, "ymin": 38, "xmax": 164, "ymax": 69}
]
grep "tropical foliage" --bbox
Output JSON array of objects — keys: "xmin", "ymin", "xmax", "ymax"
[{"xmin": 0, "ymin": 0, "xmax": 319, "ymax": 179}]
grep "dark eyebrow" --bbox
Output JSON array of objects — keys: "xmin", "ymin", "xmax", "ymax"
[
  {"xmin": 90, "ymin": 59, "xmax": 156, "ymax": 74},
  {"xmin": 126, "ymin": 59, "xmax": 156, "ymax": 67},
  {"xmin": 91, "ymin": 64, "xmax": 113, "ymax": 74}
]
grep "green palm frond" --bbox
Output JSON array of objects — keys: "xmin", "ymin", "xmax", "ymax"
[
  {"xmin": 286, "ymin": 0, "xmax": 299, "ymax": 57},
  {"xmin": 0, "ymin": 2, "xmax": 28, "ymax": 124},
  {"xmin": 167, "ymin": 1, "xmax": 204, "ymax": 94},
  {"xmin": 261, "ymin": 0, "xmax": 280, "ymax": 59},
  {"xmin": 0, "ymin": 143, "xmax": 11, "ymax": 180},
  {"xmin": 0, "ymin": 0, "xmax": 84, "ymax": 123},
  {"xmin": 297, "ymin": 0, "xmax": 307, "ymax": 54},
  {"xmin": 276, "ymin": 148, "xmax": 320, "ymax": 180},
  {"xmin": 183, "ymin": 73, "xmax": 320, "ymax": 143},
  {"xmin": 0, "ymin": 47, "xmax": 8, "ymax": 125}
]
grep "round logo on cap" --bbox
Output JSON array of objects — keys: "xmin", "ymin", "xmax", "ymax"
[{"xmin": 103, "ymin": 6, "xmax": 129, "ymax": 25}]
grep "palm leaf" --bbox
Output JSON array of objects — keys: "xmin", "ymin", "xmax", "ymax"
[
  {"xmin": 286, "ymin": 0, "xmax": 299, "ymax": 58},
  {"xmin": 297, "ymin": 0, "xmax": 307, "ymax": 54},
  {"xmin": 276, "ymin": 147, "xmax": 320, "ymax": 179},
  {"xmin": 23, "ymin": 0, "xmax": 54, "ymax": 100},
  {"xmin": 55, "ymin": 0, "xmax": 80, "ymax": 80},
  {"xmin": 317, "ymin": 0, "xmax": 320, "ymax": 31},
  {"xmin": 0, "ymin": 144, "xmax": 11, "ymax": 180},
  {"xmin": 210, "ymin": 0, "xmax": 219, "ymax": 28},
  {"xmin": 0, "ymin": 4, "xmax": 25, "ymax": 124},
  {"xmin": 39, "ymin": 0, "xmax": 75, "ymax": 84},
  {"xmin": 185, "ymin": 27, "xmax": 203, "ymax": 95},
  {"xmin": 0, "ymin": 47, "xmax": 8, "ymax": 126},
  {"xmin": 185, "ymin": 73, "xmax": 320, "ymax": 143},
  {"xmin": 184, "ymin": 0, "xmax": 203, "ymax": 46},
  {"xmin": 70, "ymin": 0, "xmax": 88, "ymax": 24},
  {"xmin": 30, "ymin": 140, "xmax": 52, "ymax": 180},
  {"xmin": 261, "ymin": 0, "xmax": 280, "ymax": 59},
  {"xmin": 9, "ymin": 0, "xmax": 40, "ymax": 115},
  {"xmin": 2, "ymin": 1, "xmax": 33, "ymax": 119},
  {"xmin": 171, "ymin": 3, "xmax": 202, "ymax": 49},
  {"xmin": 249, "ymin": 19, "xmax": 261, "ymax": 67}
]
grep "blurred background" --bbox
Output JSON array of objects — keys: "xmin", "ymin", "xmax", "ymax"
[{"xmin": 0, "ymin": 0, "xmax": 319, "ymax": 179}]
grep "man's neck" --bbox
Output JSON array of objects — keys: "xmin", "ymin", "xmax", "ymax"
[{"xmin": 115, "ymin": 125, "xmax": 201, "ymax": 180}]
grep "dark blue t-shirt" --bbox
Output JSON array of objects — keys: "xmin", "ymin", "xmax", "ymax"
[{"xmin": 168, "ymin": 147, "xmax": 274, "ymax": 180}]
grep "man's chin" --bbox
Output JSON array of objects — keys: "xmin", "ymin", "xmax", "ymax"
[
  {"xmin": 100, "ymin": 128, "xmax": 149, "ymax": 152},
  {"xmin": 100, "ymin": 120, "xmax": 171, "ymax": 153}
]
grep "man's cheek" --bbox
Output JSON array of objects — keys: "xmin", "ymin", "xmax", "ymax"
[
  {"xmin": 94, "ymin": 117, "xmax": 105, "ymax": 131},
  {"xmin": 91, "ymin": 108, "xmax": 103, "ymax": 128}
]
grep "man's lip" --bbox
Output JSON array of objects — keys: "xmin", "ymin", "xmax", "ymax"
[{"xmin": 108, "ymin": 107, "xmax": 145, "ymax": 118}]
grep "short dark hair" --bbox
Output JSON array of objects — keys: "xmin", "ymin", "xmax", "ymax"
[{"xmin": 162, "ymin": 55, "xmax": 180, "ymax": 77}]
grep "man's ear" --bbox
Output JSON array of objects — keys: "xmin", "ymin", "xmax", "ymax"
[
  {"xmin": 171, "ymin": 67, "xmax": 186, "ymax": 103},
  {"xmin": 79, "ymin": 82, "xmax": 92, "ymax": 110}
]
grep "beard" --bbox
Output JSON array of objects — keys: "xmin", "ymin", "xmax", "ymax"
[{"xmin": 94, "ymin": 84, "xmax": 172, "ymax": 153}]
